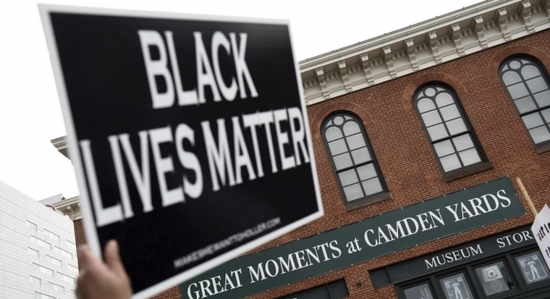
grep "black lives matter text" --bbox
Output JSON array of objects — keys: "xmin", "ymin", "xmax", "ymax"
[{"xmin": 78, "ymin": 29, "xmax": 310, "ymax": 227}]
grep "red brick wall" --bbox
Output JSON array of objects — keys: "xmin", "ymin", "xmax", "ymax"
[
  {"xmin": 150, "ymin": 286, "xmax": 181, "ymax": 299},
  {"xmin": 73, "ymin": 30, "xmax": 550, "ymax": 299},
  {"xmin": 246, "ymin": 30, "xmax": 550, "ymax": 299},
  {"xmin": 73, "ymin": 219, "xmax": 86, "ymax": 247}
]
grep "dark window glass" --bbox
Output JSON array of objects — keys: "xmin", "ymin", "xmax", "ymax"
[
  {"xmin": 439, "ymin": 273, "xmax": 473, "ymax": 299},
  {"xmin": 515, "ymin": 251, "xmax": 550, "ymax": 284},
  {"xmin": 327, "ymin": 279, "xmax": 349, "ymax": 299},
  {"xmin": 500, "ymin": 57, "xmax": 550, "ymax": 145},
  {"xmin": 277, "ymin": 279, "xmax": 349, "ymax": 299},
  {"xmin": 415, "ymin": 85, "xmax": 484, "ymax": 173},
  {"xmin": 403, "ymin": 283, "xmax": 434, "ymax": 299},
  {"xmin": 396, "ymin": 245, "xmax": 550, "ymax": 299},
  {"xmin": 474, "ymin": 261, "xmax": 511, "ymax": 295},
  {"xmin": 322, "ymin": 113, "xmax": 388, "ymax": 206}
]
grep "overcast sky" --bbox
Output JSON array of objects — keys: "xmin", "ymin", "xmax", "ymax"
[{"xmin": 0, "ymin": 0, "xmax": 483, "ymax": 200}]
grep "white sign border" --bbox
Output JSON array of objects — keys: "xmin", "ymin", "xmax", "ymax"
[{"xmin": 39, "ymin": 4, "xmax": 324, "ymax": 299}]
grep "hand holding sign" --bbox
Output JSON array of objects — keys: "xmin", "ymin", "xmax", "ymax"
[
  {"xmin": 76, "ymin": 240, "xmax": 132, "ymax": 299},
  {"xmin": 40, "ymin": 5, "xmax": 322, "ymax": 299}
]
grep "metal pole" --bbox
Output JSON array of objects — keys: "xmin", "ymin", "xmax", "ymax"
[{"xmin": 517, "ymin": 177, "xmax": 538, "ymax": 217}]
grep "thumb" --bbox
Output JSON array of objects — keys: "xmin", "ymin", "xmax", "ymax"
[
  {"xmin": 78, "ymin": 244, "xmax": 96, "ymax": 269},
  {"xmin": 104, "ymin": 240, "xmax": 127, "ymax": 276}
]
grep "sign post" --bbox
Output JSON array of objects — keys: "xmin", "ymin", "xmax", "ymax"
[{"xmin": 40, "ymin": 5, "xmax": 323, "ymax": 298}]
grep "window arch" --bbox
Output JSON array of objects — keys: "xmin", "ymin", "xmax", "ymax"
[
  {"xmin": 322, "ymin": 112, "xmax": 389, "ymax": 209},
  {"xmin": 414, "ymin": 84, "xmax": 487, "ymax": 176},
  {"xmin": 499, "ymin": 57, "xmax": 550, "ymax": 148}
]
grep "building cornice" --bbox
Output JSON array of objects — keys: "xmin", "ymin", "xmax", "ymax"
[
  {"xmin": 52, "ymin": 196, "xmax": 82, "ymax": 221},
  {"xmin": 299, "ymin": 0, "xmax": 550, "ymax": 106},
  {"xmin": 51, "ymin": 136, "xmax": 69, "ymax": 159}
]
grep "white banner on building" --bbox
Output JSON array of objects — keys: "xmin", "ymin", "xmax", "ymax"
[{"xmin": 531, "ymin": 204, "xmax": 550, "ymax": 270}]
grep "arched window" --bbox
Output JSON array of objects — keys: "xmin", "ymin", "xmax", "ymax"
[
  {"xmin": 415, "ymin": 85, "xmax": 487, "ymax": 176},
  {"xmin": 499, "ymin": 57, "xmax": 550, "ymax": 148},
  {"xmin": 322, "ymin": 113, "xmax": 389, "ymax": 209}
]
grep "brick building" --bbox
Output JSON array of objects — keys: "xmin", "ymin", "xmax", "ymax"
[{"xmin": 53, "ymin": 0, "xmax": 550, "ymax": 298}]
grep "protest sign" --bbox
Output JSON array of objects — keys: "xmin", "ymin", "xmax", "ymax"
[{"xmin": 40, "ymin": 5, "xmax": 322, "ymax": 298}]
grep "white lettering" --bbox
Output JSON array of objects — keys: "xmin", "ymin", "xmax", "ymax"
[
  {"xmin": 212, "ymin": 32, "xmax": 237, "ymax": 101},
  {"xmin": 273, "ymin": 109, "xmax": 295, "ymax": 170},
  {"xmin": 232, "ymin": 116, "xmax": 256, "ymax": 184},
  {"xmin": 138, "ymin": 30, "xmax": 175, "ymax": 108},
  {"xmin": 497, "ymin": 189, "xmax": 511, "ymax": 207},
  {"xmin": 364, "ymin": 229, "xmax": 379, "ymax": 247},
  {"xmin": 149, "ymin": 126, "xmax": 184, "ymax": 206},
  {"xmin": 194, "ymin": 32, "xmax": 221, "ymax": 103},
  {"xmin": 118, "ymin": 132, "xmax": 153, "ymax": 213},
  {"xmin": 202, "ymin": 119, "xmax": 235, "ymax": 191},
  {"xmin": 424, "ymin": 244, "xmax": 483, "ymax": 269},
  {"xmin": 165, "ymin": 31, "xmax": 199, "ymax": 106},
  {"xmin": 80, "ymin": 140, "xmax": 122, "ymax": 227},
  {"xmin": 175, "ymin": 124, "xmax": 203, "ymax": 199},
  {"xmin": 229, "ymin": 33, "xmax": 258, "ymax": 98},
  {"xmin": 287, "ymin": 107, "xmax": 309, "ymax": 166}
]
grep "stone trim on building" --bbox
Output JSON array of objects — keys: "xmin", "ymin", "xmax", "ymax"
[{"xmin": 300, "ymin": 0, "xmax": 550, "ymax": 106}]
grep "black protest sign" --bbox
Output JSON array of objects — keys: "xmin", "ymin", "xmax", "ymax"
[{"xmin": 40, "ymin": 5, "xmax": 322, "ymax": 298}]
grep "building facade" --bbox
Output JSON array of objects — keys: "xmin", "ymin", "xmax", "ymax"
[
  {"xmin": 53, "ymin": 0, "xmax": 550, "ymax": 298},
  {"xmin": 0, "ymin": 181, "xmax": 78, "ymax": 299},
  {"xmin": 181, "ymin": 0, "xmax": 550, "ymax": 298}
]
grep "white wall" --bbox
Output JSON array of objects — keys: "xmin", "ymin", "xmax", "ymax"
[{"xmin": 0, "ymin": 181, "xmax": 77, "ymax": 299}]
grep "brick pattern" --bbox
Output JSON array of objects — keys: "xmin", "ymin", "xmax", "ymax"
[
  {"xmin": 150, "ymin": 286, "xmax": 181, "ymax": 299},
  {"xmin": 72, "ymin": 31, "xmax": 550, "ymax": 299},
  {"xmin": 73, "ymin": 219, "xmax": 86, "ymax": 247},
  {"xmin": 246, "ymin": 30, "xmax": 550, "ymax": 299}
]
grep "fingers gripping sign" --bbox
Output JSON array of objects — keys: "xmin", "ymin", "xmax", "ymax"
[{"xmin": 76, "ymin": 241, "xmax": 132, "ymax": 299}]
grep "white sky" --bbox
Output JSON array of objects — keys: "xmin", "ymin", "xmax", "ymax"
[{"xmin": 0, "ymin": 0, "xmax": 482, "ymax": 200}]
